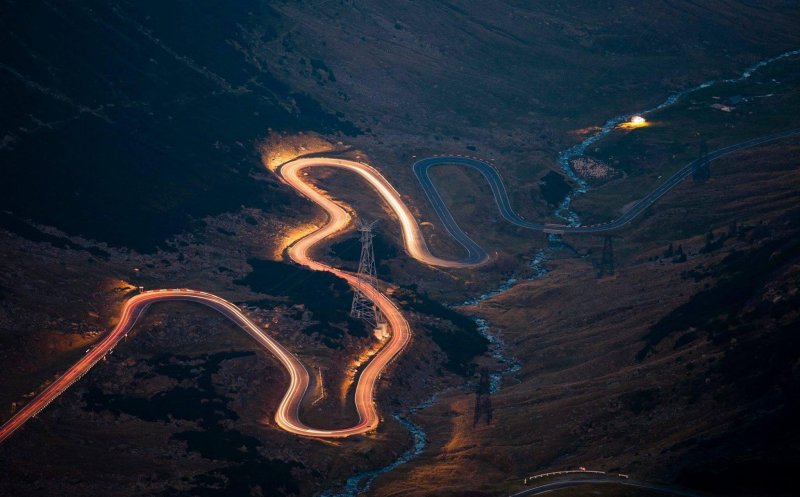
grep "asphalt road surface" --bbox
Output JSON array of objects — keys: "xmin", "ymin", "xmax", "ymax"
[
  {"xmin": 0, "ymin": 288, "xmax": 395, "ymax": 442},
  {"xmin": 510, "ymin": 476, "xmax": 708, "ymax": 497},
  {"xmin": 414, "ymin": 128, "xmax": 800, "ymax": 263},
  {"xmin": 2, "ymin": 128, "xmax": 797, "ymax": 445}
]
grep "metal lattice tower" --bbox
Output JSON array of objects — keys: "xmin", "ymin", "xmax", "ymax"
[
  {"xmin": 350, "ymin": 220, "xmax": 383, "ymax": 327},
  {"xmin": 473, "ymin": 367, "xmax": 493, "ymax": 427},
  {"xmin": 693, "ymin": 140, "xmax": 711, "ymax": 183},
  {"xmin": 599, "ymin": 235, "xmax": 615, "ymax": 277}
]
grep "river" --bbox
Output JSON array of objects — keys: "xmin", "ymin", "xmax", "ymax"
[{"xmin": 319, "ymin": 47, "xmax": 799, "ymax": 497}]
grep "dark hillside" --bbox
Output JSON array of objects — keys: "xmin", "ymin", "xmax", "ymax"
[{"xmin": 0, "ymin": 0, "xmax": 358, "ymax": 252}]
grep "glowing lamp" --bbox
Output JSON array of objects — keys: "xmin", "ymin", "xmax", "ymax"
[{"xmin": 618, "ymin": 115, "xmax": 649, "ymax": 130}]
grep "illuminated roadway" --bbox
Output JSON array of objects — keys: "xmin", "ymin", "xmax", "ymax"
[
  {"xmin": 0, "ymin": 289, "xmax": 330, "ymax": 443},
  {"xmin": 0, "ymin": 155, "xmax": 466, "ymax": 443},
  {"xmin": 1, "ymin": 129, "xmax": 798, "ymax": 445},
  {"xmin": 279, "ymin": 157, "xmax": 476, "ymax": 268},
  {"xmin": 0, "ymin": 159, "xmax": 428, "ymax": 442}
]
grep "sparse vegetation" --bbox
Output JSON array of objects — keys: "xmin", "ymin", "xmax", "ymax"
[
  {"xmin": 394, "ymin": 286, "xmax": 488, "ymax": 375},
  {"xmin": 2, "ymin": 2, "xmax": 800, "ymax": 497},
  {"xmin": 539, "ymin": 171, "xmax": 572, "ymax": 207},
  {"xmin": 638, "ymin": 231, "xmax": 800, "ymax": 360},
  {"xmin": 234, "ymin": 258, "xmax": 367, "ymax": 347},
  {"xmin": 83, "ymin": 351, "xmax": 306, "ymax": 497}
]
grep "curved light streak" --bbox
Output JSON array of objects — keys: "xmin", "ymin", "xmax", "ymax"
[
  {"xmin": 0, "ymin": 156, "xmax": 424, "ymax": 441},
  {"xmin": 280, "ymin": 157, "xmax": 475, "ymax": 268},
  {"xmin": 2, "ymin": 128, "xmax": 798, "ymax": 444}
]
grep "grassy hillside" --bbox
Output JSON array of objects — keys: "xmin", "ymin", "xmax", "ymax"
[{"xmin": 369, "ymin": 139, "xmax": 800, "ymax": 497}]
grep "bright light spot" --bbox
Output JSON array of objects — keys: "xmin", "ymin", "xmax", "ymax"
[{"xmin": 618, "ymin": 115, "xmax": 650, "ymax": 130}]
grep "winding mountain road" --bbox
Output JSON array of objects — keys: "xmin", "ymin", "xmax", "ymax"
[
  {"xmin": 1, "ymin": 128, "xmax": 797, "ymax": 445},
  {"xmin": 510, "ymin": 476, "xmax": 708, "ymax": 497},
  {"xmin": 414, "ymin": 128, "xmax": 800, "ymax": 263}
]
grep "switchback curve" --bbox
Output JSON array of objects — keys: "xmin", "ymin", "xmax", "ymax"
[
  {"xmin": 2, "ymin": 129, "xmax": 798, "ymax": 445},
  {"xmin": 414, "ymin": 128, "xmax": 800, "ymax": 262}
]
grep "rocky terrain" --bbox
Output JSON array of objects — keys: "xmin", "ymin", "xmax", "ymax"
[
  {"xmin": 1, "ymin": 1, "xmax": 799, "ymax": 496},
  {"xmin": 367, "ymin": 139, "xmax": 800, "ymax": 497}
]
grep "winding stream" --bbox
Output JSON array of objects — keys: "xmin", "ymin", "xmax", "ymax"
[
  {"xmin": 320, "ymin": 396, "xmax": 435, "ymax": 497},
  {"xmin": 555, "ymin": 48, "xmax": 800, "ymax": 225},
  {"xmin": 321, "ymin": 47, "xmax": 799, "ymax": 496}
]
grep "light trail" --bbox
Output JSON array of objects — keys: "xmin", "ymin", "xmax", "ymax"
[
  {"xmin": 279, "ymin": 158, "xmax": 475, "ymax": 268},
  {"xmin": 2, "ymin": 129, "xmax": 798, "ymax": 445},
  {"xmin": 1, "ymin": 153, "xmax": 457, "ymax": 442},
  {"xmin": 0, "ymin": 158, "xmax": 425, "ymax": 441}
]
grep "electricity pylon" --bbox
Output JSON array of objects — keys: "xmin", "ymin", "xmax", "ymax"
[
  {"xmin": 693, "ymin": 140, "xmax": 711, "ymax": 183},
  {"xmin": 473, "ymin": 367, "xmax": 493, "ymax": 427},
  {"xmin": 350, "ymin": 220, "xmax": 383, "ymax": 327},
  {"xmin": 599, "ymin": 235, "xmax": 615, "ymax": 277}
]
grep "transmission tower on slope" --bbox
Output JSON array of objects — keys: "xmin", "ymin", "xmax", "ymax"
[
  {"xmin": 693, "ymin": 140, "xmax": 711, "ymax": 183},
  {"xmin": 473, "ymin": 367, "xmax": 493, "ymax": 427},
  {"xmin": 599, "ymin": 235, "xmax": 615, "ymax": 278},
  {"xmin": 350, "ymin": 220, "xmax": 383, "ymax": 327}
]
